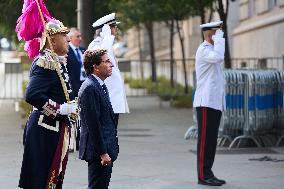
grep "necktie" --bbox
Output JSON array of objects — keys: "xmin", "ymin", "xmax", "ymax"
[
  {"xmin": 76, "ymin": 48, "xmax": 86, "ymax": 80},
  {"xmin": 102, "ymin": 84, "xmax": 110, "ymax": 101},
  {"xmin": 75, "ymin": 48, "xmax": 82, "ymax": 63}
]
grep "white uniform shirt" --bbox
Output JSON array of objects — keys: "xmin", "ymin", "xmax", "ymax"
[
  {"xmin": 88, "ymin": 35, "xmax": 129, "ymax": 114},
  {"xmin": 193, "ymin": 38, "xmax": 226, "ymax": 111}
]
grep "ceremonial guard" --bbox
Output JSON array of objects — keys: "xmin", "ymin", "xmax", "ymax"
[
  {"xmin": 88, "ymin": 13, "xmax": 129, "ymax": 124},
  {"xmin": 193, "ymin": 21, "xmax": 226, "ymax": 186},
  {"xmin": 16, "ymin": 1, "xmax": 78, "ymax": 188}
]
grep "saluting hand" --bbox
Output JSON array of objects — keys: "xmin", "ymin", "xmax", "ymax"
[
  {"xmin": 212, "ymin": 29, "xmax": 224, "ymax": 41},
  {"xmin": 100, "ymin": 24, "xmax": 111, "ymax": 38},
  {"xmin": 215, "ymin": 29, "xmax": 224, "ymax": 38}
]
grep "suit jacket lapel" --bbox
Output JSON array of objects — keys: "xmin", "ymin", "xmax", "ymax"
[
  {"xmin": 69, "ymin": 46, "xmax": 84, "ymax": 63},
  {"xmin": 68, "ymin": 46, "xmax": 76, "ymax": 61},
  {"xmin": 89, "ymin": 75, "xmax": 115, "ymax": 120}
]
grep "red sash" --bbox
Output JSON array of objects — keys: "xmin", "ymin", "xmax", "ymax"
[{"xmin": 46, "ymin": 122, "xmax": 70, "ymax": 189}]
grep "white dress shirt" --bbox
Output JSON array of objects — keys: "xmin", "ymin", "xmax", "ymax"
[{"xmin": 92, "ymin": 74, "xmax": 104, "ymax": 86}]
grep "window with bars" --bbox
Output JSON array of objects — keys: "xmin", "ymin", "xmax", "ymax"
[
  {"xmin": 248, "ymin": 0, "xmax": 256, "ymax": 17},
  {"xmin": 268, "ymin": 0, "xmax": 277, "ymax": 10}
]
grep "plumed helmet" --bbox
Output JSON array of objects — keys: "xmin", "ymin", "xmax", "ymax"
[
  {"xmin": 15, "ymin": 0, "xmax": 69, "ymax": 59},
  {"xmin": 40, "ymin": 21, "xmax": 69, "ymax": 51}
]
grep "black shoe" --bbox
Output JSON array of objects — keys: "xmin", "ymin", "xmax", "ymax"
[
  {"xmin": 213, "ymin": 176, "xmax": 226, "ymax": 184},
  {"xmin": 198, "ymin": 177, "xmax": 222, "ymax": 186}
]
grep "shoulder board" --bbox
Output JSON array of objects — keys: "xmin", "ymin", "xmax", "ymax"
[{"xmin": 36, "ymin": 57, "xmax": 57, "ymax": 70}]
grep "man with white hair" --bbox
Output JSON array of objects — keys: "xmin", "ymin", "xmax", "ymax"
[
  {"xmin": 88, "ymin": 13, "xmax": 129, "ymax": 125},
  {"xmin": 66, "ymin": 28, "xmax": 86, "ymax": 151},
  {"xmin": 67, "ymin": 28, "xmax": 86, "ymax": 98}
]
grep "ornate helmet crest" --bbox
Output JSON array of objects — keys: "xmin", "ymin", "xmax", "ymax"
[
  {"xmin": 16, "ymin": 0, "xmax": 69, "ymax": 59},
  {"xmin": 40, "ymin": 21, "xmax": 69, "ymax": 51}
]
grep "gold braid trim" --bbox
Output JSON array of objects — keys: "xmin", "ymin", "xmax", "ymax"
[
  {"xmin": 48, "ymin": 170, "xmax": 56, "ymax": 189},
  {"xmin": 47, "ymin": 27, "xmax": 69, "ymax": 36},
  {"xmin": 36, "ymin": 58, "xmax": 56, "ymax": 70},
  {"xmin": 36, "ymin": 49, "xmax": 58, "ymax": 70}
]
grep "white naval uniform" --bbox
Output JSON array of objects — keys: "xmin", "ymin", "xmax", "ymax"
[
  {"xmin": 88, "ymin": 35, "xmax": 129, "ymax": 114},
  {"xmin": 193, "ymin": 37, "xmax": 226, "ymax": 111}
]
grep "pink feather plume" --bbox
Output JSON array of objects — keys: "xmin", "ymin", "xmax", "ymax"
[
  {"xmin": 16, "ymin": 0, "xmax": 56, "ymax": 59},
  {"xmin": 24, "ymin": 38, "xmax": 40, "ymax": 58}
]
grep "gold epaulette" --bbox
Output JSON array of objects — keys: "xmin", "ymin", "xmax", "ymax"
[
  {"xmin": 36, "ymin": 58, "xmax": 57, "ymax": 70},
  {"xmin": 36, "ymin": 49, "xmax": 60, "ymax": 70}
]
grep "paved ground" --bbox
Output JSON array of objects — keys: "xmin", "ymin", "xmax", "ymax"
[{"xmin": 0, "ymin": 97, "xmax": 284, "ymax": 189}]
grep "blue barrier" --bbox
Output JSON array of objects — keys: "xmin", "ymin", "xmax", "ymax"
[
  {"xmin": 221, "ymin": 70, "xmax": 284, "ymax": 147},
  {"xmin": 191, "ymin": 69, "xmax": 284, "ymax": 147}
]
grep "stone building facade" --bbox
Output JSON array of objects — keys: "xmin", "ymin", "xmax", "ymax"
[{"xmin": 232, "ymin": 0, "xmax": 284, "ymax": 58}]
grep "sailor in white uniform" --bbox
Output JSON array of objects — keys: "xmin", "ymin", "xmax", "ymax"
[
  {"xmin": 193, "ymin": 21, "xmax": 227, "ymax": 186},
  {"xmin": 88, "ymin": 13, "xmax": 129, "ymax": 124}
]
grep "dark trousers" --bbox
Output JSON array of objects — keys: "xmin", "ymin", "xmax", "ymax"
[
  {"xmin": 114, "ymin": 114, "xmax": 119, "ymax": 127},
  {"xmin": 76, "ymin": 125, "xmax": 80, "ymax": 150},
  {"xmin": 196, "ymin": 107, "xmax": 222, "ymax": 181},
  {"xmin": 88, "ymin": 158, "xmax": 113, "ymax": 189}
]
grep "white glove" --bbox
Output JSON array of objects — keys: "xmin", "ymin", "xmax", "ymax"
[
  {"xmin": 212, "ymin": 29, "xmax": 224, "ymax": 41},
  {"xmin": 59, "ymin": 103, "xmax": 78, "ymax": 115},
  {"xmin": 100, "ymin": 24, "xmax": 111, "ymax": 38},
  {"xmin": 215, "ymin": 29, "xmax": 224, "ymax": 38}
]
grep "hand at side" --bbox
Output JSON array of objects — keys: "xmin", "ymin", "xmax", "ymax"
[{"xmin": 100, "ymin": 153, "xmax": 112, "ymax": 166}]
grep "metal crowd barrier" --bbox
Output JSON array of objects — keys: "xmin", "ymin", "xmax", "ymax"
[
  {"xmin": 184, "ymin": 70, "xmax": 198, "ymax": 139},
  {"xmin": 219, "ymin": 69, "xmax": 284, "ymax": 148},
  {"xmin": 188, "ymin": 69, "xmax": 284, "ymax": 148}
]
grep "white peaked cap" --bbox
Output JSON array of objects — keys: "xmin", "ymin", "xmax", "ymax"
[
  {"xmin": 200, "ymin": 21, "xmax": 223, "ymax": 31},
  {"xmin": 92, "ymin": 13, "xmax": 120, "ymax": 30}
]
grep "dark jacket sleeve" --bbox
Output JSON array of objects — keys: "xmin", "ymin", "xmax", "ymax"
[
  {"xmin": 80, "ymin": 85, "xmax": 107, "ymax": 155},
  {"xmin": 25, "ymin": 63, "xmax": 60, "ymax": 118}
]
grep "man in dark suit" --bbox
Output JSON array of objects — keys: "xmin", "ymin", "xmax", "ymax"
[
  {"xmin": 66, "ymin": 27, "xmax": 86, "ymax": 98},
  {"xmin": 66, "ymin": 28, "xmax": 86, "ymax": 151},
  {"xmin": 78, "ymin": 49, "xmax": 118, "ymax": 189}
]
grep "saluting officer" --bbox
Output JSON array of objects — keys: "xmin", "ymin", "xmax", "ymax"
[
  {"xmin": 18, "ymin": 21, "xmax": 78, "ymax": 189},
  {"xmin": 193, "ymin": 21, "xmax": 226, "ymax": 186},
  {"xmin": 88, "ymin": 13, "xmax": 129, "ymax": 125}
]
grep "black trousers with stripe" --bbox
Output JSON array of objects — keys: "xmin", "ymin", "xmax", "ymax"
[{"xmin": 196, "ymin": 107, "xmax": 222, "ymax": 180}]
